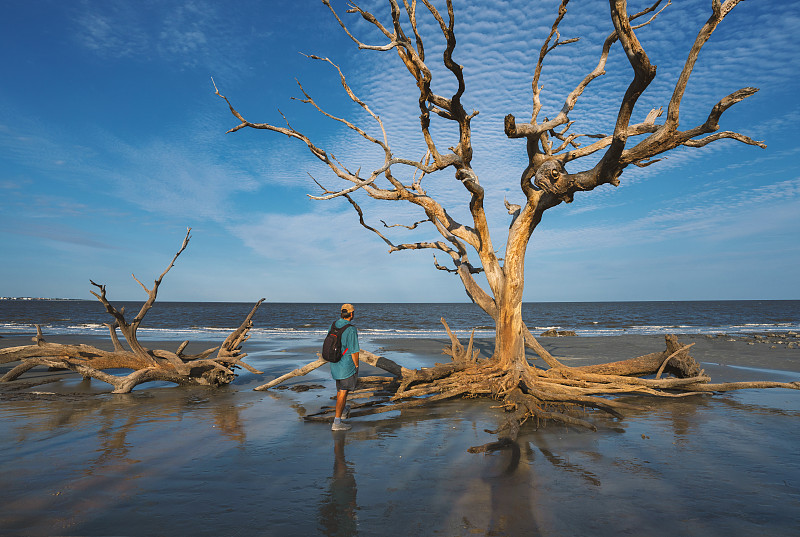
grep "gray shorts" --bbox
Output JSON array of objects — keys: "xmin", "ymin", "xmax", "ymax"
[{"xmin": 335, "ymin": 372, "xmax": 358, "ymax": 392}]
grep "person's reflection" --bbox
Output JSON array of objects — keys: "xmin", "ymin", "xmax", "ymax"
[{"xmin": 318, "ymin": 430, "xmax": 358, "ymax": 536}]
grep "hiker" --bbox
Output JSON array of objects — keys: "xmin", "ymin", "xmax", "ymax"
[{"xmin": 330, "ymin": 303, "xmax": 359, "ymax": 431}]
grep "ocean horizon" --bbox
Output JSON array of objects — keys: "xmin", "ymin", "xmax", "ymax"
[{"xmin": 2, "ymin": 299, "xmax": 799, "ymax": 342}]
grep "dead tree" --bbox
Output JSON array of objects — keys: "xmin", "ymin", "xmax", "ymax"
[
  {"xmin": 258, "ymin": 320, "xmax": 798, "ymax": 451},
  {"xmin": 218, "ymin": 1, "xmax": 796, "ymax": 446},
  {"xmin": 0, "ymin": 229, "xmax": 265, "ymax": 394}
]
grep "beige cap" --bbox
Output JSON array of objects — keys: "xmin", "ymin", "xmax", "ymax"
[{"xmin": 341, "ymin": 303, "xmax": 355, "ymax": 314}]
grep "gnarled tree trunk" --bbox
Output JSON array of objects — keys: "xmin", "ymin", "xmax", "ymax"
[{"xmin": 493, "ymin": 293, "xmax": 527, "ymax": 370}]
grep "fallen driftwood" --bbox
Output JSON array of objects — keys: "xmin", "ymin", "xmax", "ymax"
[
  {"xmin": 255, "ymin": 358, "xmax": 327, "ymax": 391},
  {"xmin": 0, "ymin": 229, "xmax": 264, "ymax": 394},
  {"xmin": 253, "ymin": 349, "xmax": 412, "ymax": 391}
]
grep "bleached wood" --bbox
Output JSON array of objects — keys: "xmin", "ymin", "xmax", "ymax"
[
  {"xmin": 1, "ymin": 232, "xmax": 264, "ymax": 393},
  {"xmin": 254, "ymin": 358, "xmax": 327, "ymax": 391}
]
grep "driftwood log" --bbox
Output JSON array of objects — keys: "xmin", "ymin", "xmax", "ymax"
[
  {"xmin": 260, "ymin": 318, "xmax": 799, "ymax": 452},
  {"xmin": 0, "ymin": 229, "xmax": 264, "ymax": 394}
]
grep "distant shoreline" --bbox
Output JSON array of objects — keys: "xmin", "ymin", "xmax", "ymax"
[{"xmin": 0, "ymin": 297, "xmax": 84, "ymax": 301}]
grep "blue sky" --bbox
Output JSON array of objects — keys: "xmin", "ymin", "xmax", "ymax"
[{"xmin": 1, "ymin": 0, "xmax": 798, "ymax": 303}]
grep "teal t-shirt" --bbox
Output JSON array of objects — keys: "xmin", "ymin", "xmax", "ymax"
[{"xmin": 329, "ymin": 318, "xmax": 359, "ymax": 380}]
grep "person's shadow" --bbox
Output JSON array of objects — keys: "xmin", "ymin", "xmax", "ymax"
[{"xmin": 318, "ymin": 431, "xmax": 358, "ymax": 536}]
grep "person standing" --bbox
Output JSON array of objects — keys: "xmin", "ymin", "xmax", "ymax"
[{"xmin": 330, "ymin": 303, "xmax": 359, "ymax": 431}]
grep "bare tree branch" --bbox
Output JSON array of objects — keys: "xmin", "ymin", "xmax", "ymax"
[
  {"xmin": 380, "ymin": 219, "xmax": 427, "ymax": 230},
  {"xmin": 215, "ymin": 0, "xmax": 767, "ymax": 396},
  {"xmin": 5, "ymin": 244, "xmax": 265, "ymax": 393}
]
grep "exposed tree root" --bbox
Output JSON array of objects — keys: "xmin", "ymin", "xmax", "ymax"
[
  {"xmin": 674, "ymin": 380, "xmax": 800, "ymax": 392},
  {"xmin": 259, "ymin": 318, "xmax": 799, "ymax": 451}
]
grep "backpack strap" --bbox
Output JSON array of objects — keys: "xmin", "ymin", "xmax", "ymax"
[
  {"xmin": 330, "ymin": 322, "xmax": 352, "ymax": 335},
  {"xmin": 339, "ymin": 324, "xmax": 353, "ymax": 357}
]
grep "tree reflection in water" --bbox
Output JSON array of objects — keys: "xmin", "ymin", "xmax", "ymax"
[{"xmin": 0, "ymin": 389, "xmax": 251, "ymax": 533}]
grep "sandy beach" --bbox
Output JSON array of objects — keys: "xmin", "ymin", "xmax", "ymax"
[{"xmin": 1, "ymin": 331, "xmax": 799, "ymax": 536}]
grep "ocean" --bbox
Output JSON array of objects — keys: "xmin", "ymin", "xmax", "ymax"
[{"xmin": 1, "ymin": 299, "xmax": 799, "ymax": 342}]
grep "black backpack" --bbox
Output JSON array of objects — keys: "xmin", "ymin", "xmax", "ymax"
[{"xmin": 321, "ymin": 322, "xmax": 352, "ymax": 363}]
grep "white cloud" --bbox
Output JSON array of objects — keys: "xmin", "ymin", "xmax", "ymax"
[
  {"xmin": 72, "ymin": 0, "xmax": 254, "ymax": 76},
  {"xmin": 0, "ymin": 103, "xmax": 261, "ymax": 227},
  {"xmin": 0, "ymin": 219, "xmax": 116, "ymax": 250},
  {"xmin": 226, "ymin": 203, "xmax": 471, "ymax": 302},
  {"xmin": 231, "ymin": 208, "xmax": 363, "ymax": 263},
  {"xmin": 532, "ymin": 177, "xmax": 800, "ymax": 254},
  {"xmin": 101, "ymin": 135, "xmax": 261, "ymax": 221}
]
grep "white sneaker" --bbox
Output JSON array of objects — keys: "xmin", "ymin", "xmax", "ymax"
[{"xmin": 332, "ymin": 421, "xmax": 352, "ymax": 431}]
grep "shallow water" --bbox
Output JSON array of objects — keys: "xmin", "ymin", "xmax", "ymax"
[{"xmin": 1, "ymin": 342, "xmax": 799, "ymax": 536}]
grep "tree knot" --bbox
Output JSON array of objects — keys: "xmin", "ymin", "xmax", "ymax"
[{"xmin": 533, "ymin": 159, "xmax": 575, "ymax": 203}]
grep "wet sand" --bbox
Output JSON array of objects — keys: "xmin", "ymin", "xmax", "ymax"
[{"xmin": 1, "ymin": 332, "xmax": 799, "ymax": 536}]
